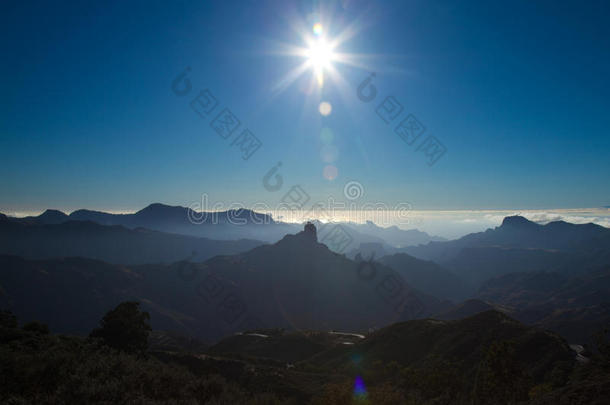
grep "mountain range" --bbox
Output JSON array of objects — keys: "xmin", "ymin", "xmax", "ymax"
[
  {"xmin": 0, "ymin": 215, "xmax": 263, "ymax": 265},
  {"xmin": 402, "ymin": 215, "xmax": 610, "ymax": 287},
  {"xmin": 0, "ymin": 223, "xmax": 448, "ymax": 342},
  {"xmin": 1, "ymin": 207, "xmax": 609, "ymax": 348},
  {"xmin": 3, "ymin": 203, "xmax": 444, "ymax": 249}
]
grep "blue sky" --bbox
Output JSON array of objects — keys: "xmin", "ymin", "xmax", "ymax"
[{"xmin": 1, "ymin": 0, "xmax": 609, "ymax": 214}]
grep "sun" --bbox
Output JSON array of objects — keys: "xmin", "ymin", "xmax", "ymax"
[
  {"xmin": 306, "ymin": 38, "xmax": 335, "ymax": 70},
  {"xmin": 271, "ymin": 18, "xmax": 369, "ymax": 94},
  {"xmin": 305, "ymin": 37, "xmax": 335, "ymax": 86}
]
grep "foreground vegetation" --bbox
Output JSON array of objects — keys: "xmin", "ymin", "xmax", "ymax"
[{"xmin": 1, "ymin": 305, "xmax": 609, "ymax": 404}]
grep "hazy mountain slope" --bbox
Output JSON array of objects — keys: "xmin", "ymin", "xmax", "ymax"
[
  {"xmin": 400, "ymin": 216, "xmax": 610, "ymax": 289},
  {"xmin": 9, "ymin": 203, "xmax": 298, "ymax": 243},
  {"xmin": 342, "ymin": 221, "xmax": 445, "ymax": 247},
  {"xmin": 7, "ymin": 204, "xmax": 447, "ymax": 251},
  {"xmin": 477, "ymin": 267, "xmax": 610, "ymax": 343},
  {"xmin": 377, "ymin": 253, "xmax": 470, "ymax": 301},
  {"xmin": 0, "ymin": 217, "xmax": 263, "ymax": 265},
  {"xmin": 74, "ymin": 203, "xmax": 303, "ymax": 243},
  {"xmin": 447, "ymin": 246, "xmax": 577, "ymax": 287},
  {"xmin": 403, "ymin": 216, "xmax": 610, "ymax": 263},
  {"xmin": 0, "ymin": 255, "xmax": 138, "ymax": 335}
]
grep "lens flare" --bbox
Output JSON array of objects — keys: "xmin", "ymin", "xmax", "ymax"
[
  {"xmin": 323, "ymin": 165, "xmax": 338, "ymax": 180},
  {"xmin": 313, "ymin": 22, "xmax": 323, "ymax": 36},
  {"xmin": 319, "ymin": 101, "xmax": 332, "ymax": 116},
  {"xmin": 354, "ymin": 375, "xmax": 367, "ymax": 398},
  {"xmin": 320, "ymin": 144, "xmax": 338, "ymax": 163},
  {"xmin": 320, "ymin": 127, "xmax": 334, "ymax": 144}
]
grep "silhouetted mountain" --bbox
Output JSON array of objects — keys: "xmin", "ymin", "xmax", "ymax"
[
  {"xmin": 401, "ymin": 216, "xmax": 610, "ymax": 288},
  {"xmin": 68, "ymin": 203, "xmax": 276, "ymax": 228},
  {"xmin": 9, "ymin": 203, "xmax": 296, "ymax": 243},
  {"xmin": 501, "ymin": 215, "xmax": 540, "ymax": 229},
  {"xmin": 0, "ymin": 224, "xmax": 447, "ymax": 341},
  {"xmin": 34, "ymin": 209, "xmax": 69, "ymax": 224},
  {"xmin": 193, "ymin": 223, "xmax": 447, "ymax": 338},
  {"xmin": 377, "ymin": 253, "xmax": 469, "ymax": 301},
  {"xmin": 405, "ymin": 216, "xmax": 610, "ymax": 262},
  {"xmin": 0, "ymin": 218, "xmax": 263, "ymax": 265},
  {"xmin": 5, "ymin": 205, "xmax": 448, "ymax": 254}
]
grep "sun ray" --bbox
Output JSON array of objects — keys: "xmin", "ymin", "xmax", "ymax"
[{"xmin": 271, "ymin": 60, "xmax": 312, "ymax": 95}]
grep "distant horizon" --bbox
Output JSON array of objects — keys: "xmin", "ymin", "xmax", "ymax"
[
  {"xmin": 4, "ymin": 201, "xmax": 610, "ymax": 216},
  {"xmin": 5, "ymin": 203, "xmax": 609, "ymax": 240}
]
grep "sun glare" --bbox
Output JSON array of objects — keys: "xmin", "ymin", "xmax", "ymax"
[
  {"xmin": 305, "ymin": 37, "xmax": 335, "ymax": 86},
  {"xmin": 271, "ymin": 17, "xmax": 368, "ymax": 94},
  {"xmin": 306, "ymin": 38, "xmax": 335, "ymax": 69}
]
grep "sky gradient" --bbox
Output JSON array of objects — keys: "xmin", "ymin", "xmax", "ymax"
[{"xmin": 2, "ymin": 0, "xmax": 609, "ymax": 214}]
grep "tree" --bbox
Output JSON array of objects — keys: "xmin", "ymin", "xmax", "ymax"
[
  {"xmin": 473, "ymin": 340, "xmax": 532, "ymax": 405},
  {"xmin": 22, "ymin": 321, "xmax": 50, "ymax": 334},
  {"xmin": 90, "ymin": 301, "xmax": 151, "ymax": 354},
  {"xmin": 0, "ymin": 310, "xmax": 18, "ymax": 328}
]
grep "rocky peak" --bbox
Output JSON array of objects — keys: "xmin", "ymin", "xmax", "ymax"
[
  {"xmin": 501, "ymin": 215, "xmax": 537, "ymax": 228},
  {"xmin": 303, "ymin": 222, "xmax": 317, "ymax": 242}
]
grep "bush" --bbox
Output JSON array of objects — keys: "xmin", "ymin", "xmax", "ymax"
[
  {"xmin": 90, "ymin": 301, "xmax": 151, "ymax": 354},
  {"xmin": 22, "ymin": 321, "xmax": 50, "ymax": 335}
]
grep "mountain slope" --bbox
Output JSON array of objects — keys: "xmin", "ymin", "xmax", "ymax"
[
  {"xmin": 434, "ymin": 299, "xmax": 498, "ymax": 320},
  {"xmin": 342, "ymin": 221, "xmax": 445, "ymax": 247},
  {"xmin": 404, "ymin": 216, "xmax": 610, "ymax": 263},
  {"xmin": 477, "ymin": 266, "xmax": 610, "ymax": 343},
  {"xmin": 9, "ymin": 203, "xmax": 297, "ymax": 243},
  {"xmin": 0, "ymin": 224, "xmax": 448, "ymax": 341},
  {"xmin": 317, "ymin": 310, "xmax": 573, "ymax": 385},
  {"xmin": 196, "ymin": 223, "xmax": 448, "ymax": 335},
  {"xmin": 401, "ymin": 216, "xmax": 610, "ymax": 288},
  {"xmin": 0, "ymin": 216, "xmax": 263, "ymax": 265},
  {"xmin": 377, "ymin": 253, "xmax": 469, "ymax": 301},
  {"xmin": 0, "ymin": 255, "xmax": 138, "ymax": 334},
  {"xmin": 6, "ymin": 204, "xmax": 448, "ymax": 251}
]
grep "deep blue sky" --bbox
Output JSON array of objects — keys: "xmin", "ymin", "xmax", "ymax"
[{"xmin": 2, "ymin": 0, "xmax": 609, "ymax": 214}]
